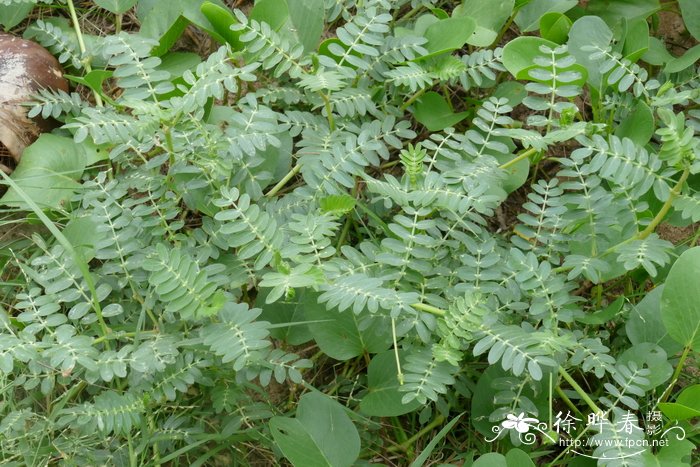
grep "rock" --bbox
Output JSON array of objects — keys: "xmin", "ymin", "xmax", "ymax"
[{"xmin": 0, "ymin": 33, "xmax": 69, "ymax": 166}]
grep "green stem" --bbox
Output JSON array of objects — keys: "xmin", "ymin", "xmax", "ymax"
[
  {"xmin": 387, "ymin": 414, "xmax": 446, "ymax": 453},
  {"xmin": 555, "ymin": 385, "xmax": 582, "ymax": 417},
  {"xmin": 164, "ymin": 126, "xmax": 176, "ymax": 167},
  {"xmin": 499, "ymin": 147, "xmax": 537, "ymax": 170},
  {"xmin": 354, "ymin": 199, "xmax": 393, "ymax": 238},
  {"xmin": 320, "ymin": 92, "xmax": 335, "ymax": 131},
  {"xmin": 490, "ymin": 6, "xmax": 519, "ymax": 48},
  {"xmin": 66, "ymin": 0, "xmax": 103, "ymax": 107},
  {"xmin": 401, "ymin": 87, "xmax": 428, "ymax": 111},
  {"xmin": 336, "ymin": 215, "xmax": 352, "ymax": 250},
  {"xmin": 638, "ymin": 167, "xmax": 689, "ymax": 240},
  {"xmin": 265, "ymin": 163, "xmax": 301, "ymax": 197},
  {"xmin": 656, "ymin": 344, "xmax": 692, "ymax": 407},
  {"xmin": 558, "ymin": 367, "xmax": 603, "ymax": 414},
  {"xmin": 411, "ymin": 302, "xmax": 446, "ymax": 316},
  {"xmin": 391, "ymin": 318, "xmax": 404, "ymax": 385}
]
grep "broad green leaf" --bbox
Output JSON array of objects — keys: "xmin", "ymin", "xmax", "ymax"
[
  {"xmin": 641, "ymin": 437, "xmax": 695, "ymax": 467},
  {"xmin": 615, "ymin": 100, "xmax": 654, "ymax": 146},
  {"xmin": 674, "ymin": 384, "xmax": 700, "ymax": 413},
  {"xmin": 318, "ymin": 38, "xmax": 362, "ymax": 66},
  {"xmin": 431, "ymin": 8, "xmax": 449, "ymax": 20},
  {"xmin": 319, "ymin": 195, "xmax": 356, "ymax": 215},
  {"xmin": 250, "ymin": 131, "xmax": 293, "ymax": 187},
  {"xmin": 505, "ymin": 449, "xmax": 536, "ymax": 467},
  {"xmin": 502, "ymin": 36, "xmax": 558, "ymax": 79},
  {"xmin": 585, "ymin": 0, "xmax": 659, "ymax": 26},
  {"xmin": 250, "ymin": 0, "xmax": 289, "ymax": 31},
  {"xmin": 306, "ymin": 302, "xmax": 390, "ymax": 360},
  {"xmin": 453, "ymin": 0, "xmax": 514, "ymax": 47},
  {"xmin": 539, "ymin": 12, "xmax": 572, "ymax": 44},
  {"xmin": 257, "ymin": 289, "xmax": 314, "ymax": 345},
  {"xmin": 138, "ymin": 0, "xmax": 224, "ymax": 56},
  {"xmin": 501, "ymin": 37, "xmax": 542, "ymax": 78},
  {"xmin": 664, "ymin": 44, "xmax": 700, "ymax": 74},
  {"xmin": 0, "ymin": 134, "xmax": 102, "ymax": 210},
  {"xmin": 0, "ymin": 2, "xmax": 33, "ymax": 30},
  {"xmin": 65, "ymin": 70, "xmax": 113, "ymax": 103},
  {"xmin": 658, "ymin": 385, "xmax": 700, "ymax": 421},
  {"xmin": 642, "ymin": 37, "xmax": 674, "ymax": 66},
  {"xmin": 297, "ymin": 392, "xmax": 360, "ymax": 467},
  {"xmin": 421, "ymin": 16, "xmax": 477, "ymax": 59},
  {"xmin": 626, "ymin": 285, "xmax": 682, "ymax": 356},
  {"xmin": 658, "ymin": 402, "xmax": 700, "ymax": 422},
  {"xmin": 200, "ymin": 1, "xmax": 243, "ymax": 49},
  {"xmin": 269, "ymin": 418, "xmax": 332, "ymax": 467},
  {"xmin": 151, "ymin": 52, "xmax": 202, "ymax": 100},
  {"xmin": 494, "ymin": 81, "xmax": 527, "ymax": 106},
  {"xmin": 514, "ymin": 0, "xmax": 577, "ymax": 33},
  {"xmin": 679, "ymin": 0, "xmax": 700, "ymax": 40},
  {"xmin": 618, "ymin": 343, "xmax": 672, "ymax": 389},
  {"xmin": 271, "ymin": 392, "xmax": 360, "ymax": 467},
  {"xmin": 622, "ymin": 18, "xmax": 649, "ymax": 62},
  {"xmin": 412, "ymin": 13, "xmax": 440, "ymax": 36},
  {"xmin": 94, "ymin": 0, "xmax": 138, "ymax": 14},
  {"xmin": 137, "ymin": 0, "xmax": 189, "ymax": 55},
  {"xmin": 578, "ymin": 296, "xmax": 624, "ymax": 325},
  {"xmin": 567, "ymin": 16, "xmax": 613, "ymax": 89},
  {"xmin": 492, "ymin": 138, "xmax": 528, "ymax": 194},
  {"xmin": 62, "ymin": 216, "xmax": 105, "ymax": 262},
  {"xmin": 413, "ymin": 92, "xmax": 469, "ymax": 132},
  {"xmin": 158, "ymin": 52, "xmax": 201, "ymax": 77},
  {"xmin": 661, "ymin": 247, "xmax": 700, "ymax": 351},
  {"xmin": 360, "ymin": 351, "xmax": 421, "ymax": 417},
  {"xmin": 471, "ymin": 365, "xmax": 548, "ymax": 437},
  {"xmin": 472, "ymin": 453, "xmax": 508, "ymax": 467},
  {"xmin": 287, "ymin": 0, "xmax": 324, "ymax": 53}
]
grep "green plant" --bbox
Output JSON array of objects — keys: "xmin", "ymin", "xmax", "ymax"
[{"xmin": 0, "ymin": 0, "xmax": 698, "ymax": 466}]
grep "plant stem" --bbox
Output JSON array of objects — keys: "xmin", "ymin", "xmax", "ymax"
[
  {"xmin": 354, "ymin": 199, "xmax": 394, "ymax": 238},
  {"xmin": 555, "ymin": 385, "xmax": 582, "ymax": 416},
  {"xmin": 266, "ymin": 163, "xmax": 301, "ymax": 197},
  {"xmin": 638, "ymin": 167, "xmax": 689, "ymax": 239},
  {"xmin": 66, "ymin": 0, "xmax": 103, "ymax": 107},
  {"xmin": 387, "ymin": 414, "xmax": 446, "ymax": 453},
  {"xmin": 336, "ymin": 215, "xmax": 352, "ymax": 249},
  {"xmin": 320, "ymin": 92, "xmax": 335, "ymax": 131},
  {"xmin": 401, "ymin": 88, "xmax": 427, "ymax": 111},
  {"xmin": 164, "ymin": 126, "xmax": 176, "ymax": 166},
  {"xmin": 490, "ymin": 6, "xmax": 519, "ymax": 48},
  {"xmin": 656, "ymin": 344, "xmax": 692, "ymax": 407},
  {"xmin": 558, "ymin": 367, "xmax": 603, "ymax": 414},
  {"xmin": 499, "ymin": 147, "xmax": 537, "ymax": 170},
  {"xmin": 411, "ymin": 302, "xmax": 446, "ymax": 316},
  {"xmin": 391, "ymin": 318, "xmax": 404, "ymax": 385}
]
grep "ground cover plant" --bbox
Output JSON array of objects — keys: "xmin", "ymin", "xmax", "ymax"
[{"xmin": 0, "ymin": 0, "xmax": 698, "ymax": 465}]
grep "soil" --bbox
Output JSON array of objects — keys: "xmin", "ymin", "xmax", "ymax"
[{"xmin": 657, "ymin": 222, "xmax": 698, "ymax": 245}]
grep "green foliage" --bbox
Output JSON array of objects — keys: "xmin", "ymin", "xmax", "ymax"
[{"xmin": 0, "ymin": 0, "xmax": 698, "ymax": 465}]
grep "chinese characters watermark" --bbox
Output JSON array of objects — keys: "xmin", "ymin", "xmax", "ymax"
[{"xmin": 486, "ymin": 410, "xmax": 687, "ymax": 461}]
